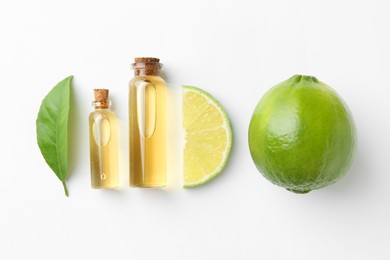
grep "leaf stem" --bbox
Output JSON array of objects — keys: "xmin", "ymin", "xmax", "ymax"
[{"xmin": 62, "ymin": 181, "xmax": 69, "ymax": 197}]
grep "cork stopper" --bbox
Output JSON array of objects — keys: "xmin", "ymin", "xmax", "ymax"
[
  {"xmin": 134, "ymin": 57, "xmax": 160, "ymax": 63},
  {"xmin": 132, "ymin": 57, "xmax": 162, "ymax": 76},
  {"xmin": 93, "ymin": 89, "xmax": 110, "ymax": 109}
]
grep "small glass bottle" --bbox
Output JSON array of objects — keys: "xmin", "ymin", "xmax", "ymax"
[
  {"xmin": 129, "ymin": 57, "xmax": 167, "ymax": 187},
  {"xmin": 89, "ymin": 89, "xmax": 119, "ymax": 189}
]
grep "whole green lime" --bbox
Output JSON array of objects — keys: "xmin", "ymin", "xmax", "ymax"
[{"xmin": 248, "ymin": 75, "xmax": 356, "ymax": 194}]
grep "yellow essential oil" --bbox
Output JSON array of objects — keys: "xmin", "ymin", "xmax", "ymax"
[
  {"xmin": 129, "ymin": 57, "xmax": 167, "ymax": 187},
  {"xmin": 89, "ymin": 89, "xmax": 119, "ymax": 188}
]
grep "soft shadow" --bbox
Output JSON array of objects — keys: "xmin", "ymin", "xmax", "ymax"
[
  {"xmin": 166, "ymin": 84, "xmax": 182, "ymax": 189},
  {"xmin": 325, "ymin": 143, "xmax": 372, "ymax": 197},
  {"xmin": 299, "ymin": 131, "xmax": 373, "ymax": 201},
  {"xmin": 116, "ymin": 118, "xmax": 129, "ymax": 189},
  {"xmin": 160, "ymin": 70, "xmax": 170, "ymax": 83},
  {"xmin": 136, "ymin": 187, "xmax": 176, "ymax": 199},
  {"xmin": 68, "ymin": 79, "xmax": 82, "ymax": 179},
  {"xmin": 96, "ymin": 188, "xmax": 127, "ymax": 199}
]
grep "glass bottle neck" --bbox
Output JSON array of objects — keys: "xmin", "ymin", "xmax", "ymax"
[
  {"xmin": 132, "ymin": 62, "xmax": 162, "ymax": 76},
  {"xmin": 92, "ymin": 100, "xmax": 111, "ymax": 109}
]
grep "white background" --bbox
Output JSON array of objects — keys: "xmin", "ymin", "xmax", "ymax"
[{"xmin": 1, "ymin": 0, "xmax": 390, "ymax": 259}]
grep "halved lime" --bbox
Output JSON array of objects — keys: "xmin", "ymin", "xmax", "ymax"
[{"xmin": 182, "ymin": 86, "xmax": 232, "ymax": 187}]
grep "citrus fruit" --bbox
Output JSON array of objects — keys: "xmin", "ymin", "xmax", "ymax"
[
  {"xmin": 182, "ymin": 86, "xmax": 232, "ymax": 187},
  {"xmin": 248, "ymin": 75, "xmax": 356, "ymax": 194}
]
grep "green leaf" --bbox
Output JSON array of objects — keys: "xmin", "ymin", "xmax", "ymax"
[{"xmin": 36, "ymin": 76, "xmax": 73, "ymax": 197}]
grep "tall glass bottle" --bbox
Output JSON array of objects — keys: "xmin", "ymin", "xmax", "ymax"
[
  {"xmin": 129, "ymin": 57, "xmax": 167, "ymax": 187},
  {"xmin": 89, "ymin": 89, "xmax": 119, "ymax": 189}
]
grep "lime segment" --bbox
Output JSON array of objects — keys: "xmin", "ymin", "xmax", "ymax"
[{"xmin": 182, "ymin": 86, "xmax": 232, "ymax": 187}]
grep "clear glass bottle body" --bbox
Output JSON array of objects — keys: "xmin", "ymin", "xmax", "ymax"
[
  {"xmin": 89, "ymin": 103, "xmax": 119, "ymax": 189},
  {"xmin": 129, "ymin": 61, "xmax": 167, "ymax": 187}
]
